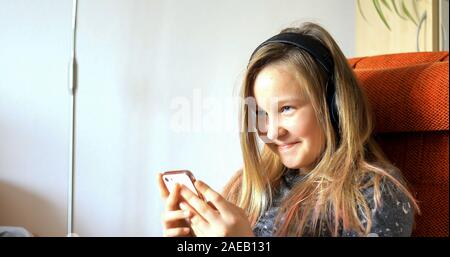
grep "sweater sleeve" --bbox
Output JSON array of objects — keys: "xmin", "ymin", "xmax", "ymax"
[{"xmin": 342, "ymin": 177, "xmax": 415, "ymax": 237}]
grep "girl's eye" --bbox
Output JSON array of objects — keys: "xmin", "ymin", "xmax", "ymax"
[{"xmin": 280, "ymin": 106, "xmax": 293, "ymax": 113}]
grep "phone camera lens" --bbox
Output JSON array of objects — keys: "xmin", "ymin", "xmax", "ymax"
[{"xmin": 164, "ymin": 177, "xmax": 169, "ymax": 182}]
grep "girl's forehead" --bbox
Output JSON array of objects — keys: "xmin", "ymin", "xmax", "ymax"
[{"xmin": 253, "ymin": 63, "xmax": 307, "ymax": 103}]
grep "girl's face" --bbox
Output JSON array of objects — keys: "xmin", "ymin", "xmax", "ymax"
[{"xmin": 253, "ymin": 63, "xmax": 325, "ymax": 171}]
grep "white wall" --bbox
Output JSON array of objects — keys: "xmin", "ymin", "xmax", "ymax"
[
  {"xmin": 0, "ymin": 0, "xmax": 71, "ymax": 236},
  {"xmin": 0, "ymin": 0, "xmax": 355, "ymax": 236}
]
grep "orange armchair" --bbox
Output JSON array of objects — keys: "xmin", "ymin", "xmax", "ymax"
[{"xmin": 349, "ymin": 52, "xmax": 449, "ymax": 237}]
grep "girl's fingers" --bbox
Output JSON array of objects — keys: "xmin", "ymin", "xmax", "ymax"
[
  {"xmin": 179, "ymin": 196, "xmax": 208, "ymax": 222},
  {"xmin": 157, "ymin": 173, "xmax": 170, "ymax": 200},
  {"xmin": 166, "ymin": 183, "xmax": 181, "ymax": 211},
  {"xmin": 179, "ymin": 185, "xmax": 218, "ymax": 222},
  {"xmin": 179, "ymin": 201, "xmax": 195, "ymax": 213},
  {"xmin": 163, "ymin": 227, "xmax": 191, "ymax": 237},
  {"xmin": 178, "ymin": 201, "xmax": 208, "ymax": 229},
  {"xmin": 163, "ymin": 210, "xmax": 191, "ymax": 226},
  {"xmin": 189, "ymin": 212, "xmax": 210, "ymax": 234},
  {"xmin": 194, "ymin": 180, "xmax": 229, "ymax": 214}
]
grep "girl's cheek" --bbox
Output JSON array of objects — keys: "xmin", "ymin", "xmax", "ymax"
[
  {"xmin": 297, "ymin": 108, "xmax": 322, "ymax": 136},
  {"xmin": 284, "ymin": 116, "xmax": 311, "ymax": 136}
]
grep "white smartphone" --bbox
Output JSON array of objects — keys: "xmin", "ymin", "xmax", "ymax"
[{"xmin": 161, "ymin": 170, "xmax": 202, "ymax": 199}]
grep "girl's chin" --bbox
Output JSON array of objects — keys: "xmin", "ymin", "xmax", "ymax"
[
  {"xmin": 281, "ymin": 161, "xmax": 302, "ymax": 169},
  {"xmin": 279, "ymin": 156, "xmax": 302, "ymax": 169},
  {"xmin": 279, "ymin": 153, "xmax": 308, "ymax": 169}
]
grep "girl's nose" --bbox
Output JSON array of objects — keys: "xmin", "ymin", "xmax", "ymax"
[
  {"xmin": 266, "ymin": 118, "xmax": 287, "ymax": 141},
  {"xmin": 267, "ymin": 126, "xmax": 288, "ymax": 141}
]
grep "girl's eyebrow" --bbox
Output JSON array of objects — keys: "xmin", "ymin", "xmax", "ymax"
[
  {"xmin": 275, "ymin": 97, "xmax": 304, "ymax": 105},
  {"xmin": 255, "ymin": 97, "xmax": 304, "ymax": 112},
  {"xmin": 270, "ymin": 96, "xmax": 305, "ymax": 105}
]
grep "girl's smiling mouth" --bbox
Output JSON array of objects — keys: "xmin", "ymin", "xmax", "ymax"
[{"xmin": 277, "ymin": 141, "xmax": 300, "ymax": 151}]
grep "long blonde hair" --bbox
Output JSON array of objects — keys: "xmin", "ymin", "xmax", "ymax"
[{"xmin": 223, "ymin": 22, "xmax": 420, "ymax": 236}]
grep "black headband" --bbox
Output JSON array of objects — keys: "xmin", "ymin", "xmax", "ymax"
[
  {"xmin": 250, "ymin": 32, "xmax": 340, "ymax": 143},
  {"xmin": 250, "ymin": 32, "xmax": 334, "ymax": 75}
]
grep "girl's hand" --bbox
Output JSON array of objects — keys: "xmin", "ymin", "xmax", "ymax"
[
  {"xmin": 179, "ymin": 180, "xmax": 254, "ymax": 237},
  {"xmin": 157, "ymin": 173, "xmax": 193, "ymax": 237}
]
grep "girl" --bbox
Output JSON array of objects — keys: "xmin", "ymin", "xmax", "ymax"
[{"xmin": 157, "ymin": 22, "xmax": 419, "ymax": 237}]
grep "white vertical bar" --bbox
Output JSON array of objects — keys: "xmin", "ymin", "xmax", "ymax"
[{"xmin": 68, "ymin": 0, "xmax": 78, "ymax": 237}]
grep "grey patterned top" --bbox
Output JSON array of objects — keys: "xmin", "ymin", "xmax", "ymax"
[{"xmin": 253, "ymin": 169, "xmax": 414, "ymax": 237}]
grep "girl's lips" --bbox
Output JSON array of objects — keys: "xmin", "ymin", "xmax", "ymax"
[{"xmin": 278, "ymin": 142, "xmax": 300, "ymax": 151}]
